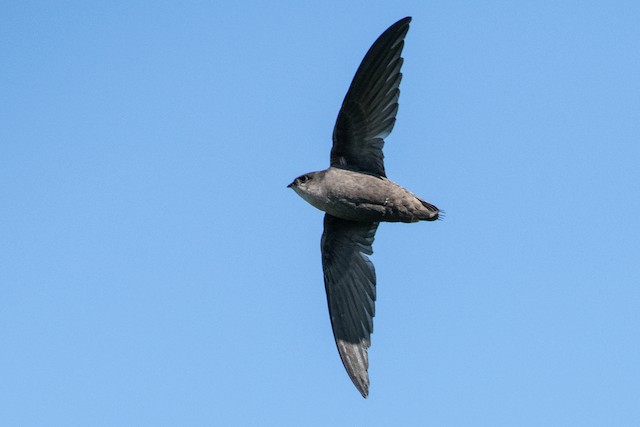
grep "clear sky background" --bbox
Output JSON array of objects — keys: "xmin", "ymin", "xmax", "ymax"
[{"xmin": 2, "ymin": 1, "xmax": 639, "ymax": 425}]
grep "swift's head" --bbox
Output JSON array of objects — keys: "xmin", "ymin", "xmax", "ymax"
[
  {"xmin": 287, "ymin": 172, "xmax": 314, "ymax": 190},
  {"xmin": 287, "ymin": 171, "xmax": 327, "ymax": 203}
]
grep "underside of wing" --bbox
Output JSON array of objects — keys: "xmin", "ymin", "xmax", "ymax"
[
  {"xmin": 321, "ymin": 214, "xmax": 379, "ymax": 397},
  {"xmin": 331, "ymin": 17, "xmax": 411, "ymax": 177}
]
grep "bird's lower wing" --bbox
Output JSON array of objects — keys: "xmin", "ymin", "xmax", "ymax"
[{"xmin": 321, "ymin": 214, "xmax": 379, "ymax": 397}]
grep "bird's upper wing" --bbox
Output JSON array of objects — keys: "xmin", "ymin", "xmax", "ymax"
[
  {"xmin": 331, "ymin": 16, "xmax": 411, "ymax": 177},
  {"xmin": 321, "ymin": 214, "xmax": 379, "ymax": 398}
]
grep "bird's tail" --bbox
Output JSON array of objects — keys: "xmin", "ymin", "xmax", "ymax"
[{"xmin": 418, "ymin": 198, "xmax": 440, "ymax": 221}]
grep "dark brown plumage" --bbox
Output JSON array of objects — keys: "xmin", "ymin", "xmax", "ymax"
[{"xmin": 288, "ymin": 16, "xmax": 440, "ymax": 398}]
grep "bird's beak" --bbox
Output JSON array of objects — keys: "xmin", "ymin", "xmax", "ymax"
[{"xmin": 287, "ymin": 181, "xmax": 294, "ymax": 188}]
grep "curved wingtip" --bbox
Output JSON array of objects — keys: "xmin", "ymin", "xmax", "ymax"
[
  {"xmin": 378, "ymin": 16, "xmax": 412, "ymax": 50},
  {"xmin": 392, "ymin": 16, "xmax": 412, "ymax": 32},
  {"xmin": 336, "ymin": 339, "xmax": 371, "ymax": 398}
]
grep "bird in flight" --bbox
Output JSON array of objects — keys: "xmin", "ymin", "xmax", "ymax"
[{"xmin": 288, "ymin": 16, "xmax": 440, "ymax": 398}]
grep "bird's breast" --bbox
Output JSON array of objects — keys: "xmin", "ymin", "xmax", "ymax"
[{"xmin": 318, "ymin": 169, "xmax": 417, "ymax": 222}]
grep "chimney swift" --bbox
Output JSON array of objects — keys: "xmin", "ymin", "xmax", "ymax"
[{"xmin": 288, "ymin": 16, "xmax": 440, "ymax": 398}]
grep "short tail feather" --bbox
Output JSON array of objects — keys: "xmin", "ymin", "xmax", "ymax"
[{"xmin": 418, "ymin": 198, "xmax": 440, "ymax": 221}]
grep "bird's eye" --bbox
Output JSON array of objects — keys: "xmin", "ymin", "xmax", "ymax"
[{"xmin": 298, "ymin": 175, "xmax": 310, "ymax": 183}]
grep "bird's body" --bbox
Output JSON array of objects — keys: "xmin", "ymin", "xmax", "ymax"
[
  {"xmin": 290, "ymin": 167, "xmax": 438, "ymax": 223},
  {"xmin": 288, "ymin": 16, "xmax": 440, "ymax": 398}
]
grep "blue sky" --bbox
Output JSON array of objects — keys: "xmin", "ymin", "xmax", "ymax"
[{"xmin": 2, "ymin": 1, "xmax": 639, "ymax": 425}]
